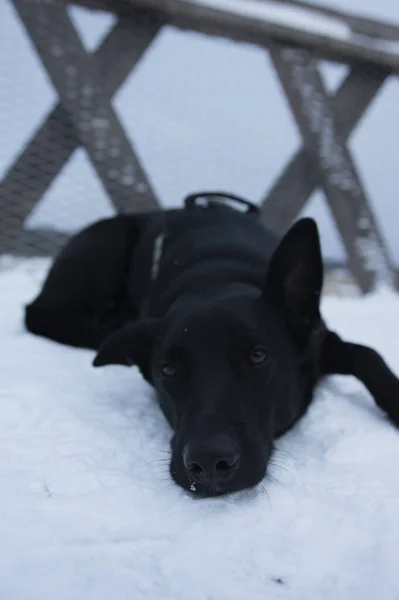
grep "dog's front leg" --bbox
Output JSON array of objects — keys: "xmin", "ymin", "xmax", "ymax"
[{"xmin": 321, "ymin": 331, "xmax": 399, "ymax": 426}]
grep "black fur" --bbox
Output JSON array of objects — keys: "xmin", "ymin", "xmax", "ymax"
[{"xmin": 25, "ymin": 202, "xmax": 399, "ymax": 497}]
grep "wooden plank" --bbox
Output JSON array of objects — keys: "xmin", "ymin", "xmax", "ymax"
[
  {"xmin": 264, "ymin": 0, "xmax": 399, "ymax": 42},
  {"xmin": 0, "ymin": 13, "xmax": 161, "ymax": 255},
  {"xmin": 12, "ymin": 0, "xmax": 159, "ymax": 215},
  {"xmin": 269, "ymin": 44, "xmax": 397, "ymax": 292},
  {"xmin": 74, "ymin": 0, "xmax": 399, "ymax": 72},
  {"xmin": 72, "ymin": 0, "xmax": 399, "ymax": 45},
  {"xmin": 260, "ymin": 64, "xmax": 390, "ymax": 234}
]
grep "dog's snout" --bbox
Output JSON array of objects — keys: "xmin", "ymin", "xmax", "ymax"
[{"xmin": 183, "ymin": 435, "xmax": 240, "ymax": 485}]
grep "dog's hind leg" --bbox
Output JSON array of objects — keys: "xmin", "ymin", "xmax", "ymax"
[
  {"xmin": 321, "ymin": 331, "xmax": 399, "ymax": 426},
  {"xmin": 25, "ymin": 304, "xmax": 131, "ymax": 350},
  {"xmin": 25, "ymin": 215, "xmax": 146, "ymax": 350}
]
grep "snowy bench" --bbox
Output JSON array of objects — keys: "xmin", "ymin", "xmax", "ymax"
[{"xmin": 1, "ymin": 0, "xmax": 398, "ymax": 293}]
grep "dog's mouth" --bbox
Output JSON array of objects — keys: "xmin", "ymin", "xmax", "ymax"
[
  {"xmin": 185, "ymin": 478, "xmax": 233, "ymax": 498},
  {"xmin": 170, "ymin": 453, "xmax": 267, "ymax": 498},
  {"xmin": 185, "ymin": 479, "xmax": 252, "ymax": 498}
]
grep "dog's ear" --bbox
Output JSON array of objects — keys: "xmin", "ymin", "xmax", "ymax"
[
  {"xmin": 267, "ymin": 218, "xmax": 323, "ymax": 340},
  {"xmin": 93, "ymin": 318, "xmax": 160, "ymax": 381}
]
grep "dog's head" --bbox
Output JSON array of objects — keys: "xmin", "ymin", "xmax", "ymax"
[{"xmin": 93, "ymin": 218, "xmax": 324, "ymax": 497}]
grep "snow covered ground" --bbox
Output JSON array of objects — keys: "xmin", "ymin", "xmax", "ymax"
[
  {"xmin": 1, "ymin": 259, "xmax": 399, "ymax": 600},
  {"xmin": 1, "ymin": 0, "xmax": 399, "ymax": 597}
]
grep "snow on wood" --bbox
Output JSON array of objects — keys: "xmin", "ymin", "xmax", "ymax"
[{"xmin": 88, "ymin": 0, "xmax": 399, "ymax": 70}]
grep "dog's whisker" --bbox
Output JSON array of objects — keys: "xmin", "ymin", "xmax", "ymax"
[
  {"xmin": 266, "ymin": 473, "xmax": 288, "ymax": 493},
  {"xmin": 268, "ymin": 460, "xmax": 291, "ymax": 476},
  {"xmin": 147, "ymin": 457, "xmax": 169, "ymax": 466},
  {"xmin": 262, "ymin": 485, "xmax": 271, "ymax": 509},
  {"xmin": 273, "ymin": 449, "xmax": 294, "ymax": 460}
]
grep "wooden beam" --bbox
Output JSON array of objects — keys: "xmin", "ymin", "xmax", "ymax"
[
  {"xmin": 12, "ymin": 0, "xmax": 159, "ymax": 214},
  {"xmin": 264, "ymin": 0, "xmax": 399, "ymax": 42},
  {"xmin": 71, "ymin": 0, "xmax": 399, "ymax": 46},
  {"xmin": 69, "ymin": 0, "xmax": 399, "ymax": 72},
  {"xmin": 260, "ymin": 64, "xmax": 390, "ymax": 234},
  {"xmin": 0, "ymin": 12, "xmax": 161, "ymax": 252},
  {"xmin": 269, "ymin": 44, "xmax": 397, "ymax": 292}
]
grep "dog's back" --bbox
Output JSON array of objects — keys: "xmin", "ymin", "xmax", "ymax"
[
  {"xmin": 129, "ymin": 205, "xmax": 278, "ymax": 318},
  {"xmin": 25, "ymin": 204, "xmax": 275, "ymax": 349}
]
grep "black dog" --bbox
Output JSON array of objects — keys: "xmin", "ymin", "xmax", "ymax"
[{"xmin": 25, "ymin": 193, "xmax": 399, "ymax": 497}]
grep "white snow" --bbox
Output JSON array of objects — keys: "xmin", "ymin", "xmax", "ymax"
[
  {"xmin": 306, "ymin": 0, "xmax": 399, "ymax": 24},
  {"xmin": 1, "ymin": 259, "xmax": 399, "ymax": 599},
  {"xmin": 1, "ymin": 0, "xmax": 399, "ymax": 594},
  {"xmin": 194, "ymin": 0, "xmax": 349, "ymax": 38},
  {"xmin": 194, "ymin": 0, "xmax": 399, "ymax": 54}
]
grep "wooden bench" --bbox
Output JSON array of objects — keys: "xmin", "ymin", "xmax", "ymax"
[{"xmin": 1, "ymin": 0, "xmax": 398, "ymax": 293}]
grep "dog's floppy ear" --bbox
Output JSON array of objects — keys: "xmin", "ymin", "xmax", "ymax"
[
  {"xmin": 267, "ymin": 218, "xmax": 323, "ymax": 340},
  {"xmin": 93, "ymin": 318, "xmax": 160, "ymax": 381}
]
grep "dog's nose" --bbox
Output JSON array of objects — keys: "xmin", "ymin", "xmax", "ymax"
[{"xmin": 183, "ymin": 435, "xmax": 240, "ymax": 485}]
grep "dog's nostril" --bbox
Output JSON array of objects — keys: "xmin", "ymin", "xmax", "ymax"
[
  {"xmin": 216, "ymin": 458, "xmax": 237, "ymax": 472},
  {"xmin": 183, "ymin": 437, "xmax": 240, "ymax": 484},
  {"xmin": 183, "ymin": 448, "xmax": 204, "ymax": 474},
  {"xmin": 186, "ymin": 461, "xmax": 204, "ymax": 474}
]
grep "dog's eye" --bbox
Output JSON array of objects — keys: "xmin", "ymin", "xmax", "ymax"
[
  {"xmin": 161, "ymin": 362, "xmax": 177, "ymax": 378},
  {"xmin": 248, "ymin": 347, "xmax": 269, "ymax": 367}
]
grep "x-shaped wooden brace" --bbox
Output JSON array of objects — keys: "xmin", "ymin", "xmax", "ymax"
[
  {"xmin": 2, "ymin": 2, "xmax": 397, "ymax": 292},
  {"xmin": 262, "ymin": 45, "xmax": 398, "ymax": 293},
  {"xmin": 0, "ymin": 0, "xmax": 161, "ymax": 255}
]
